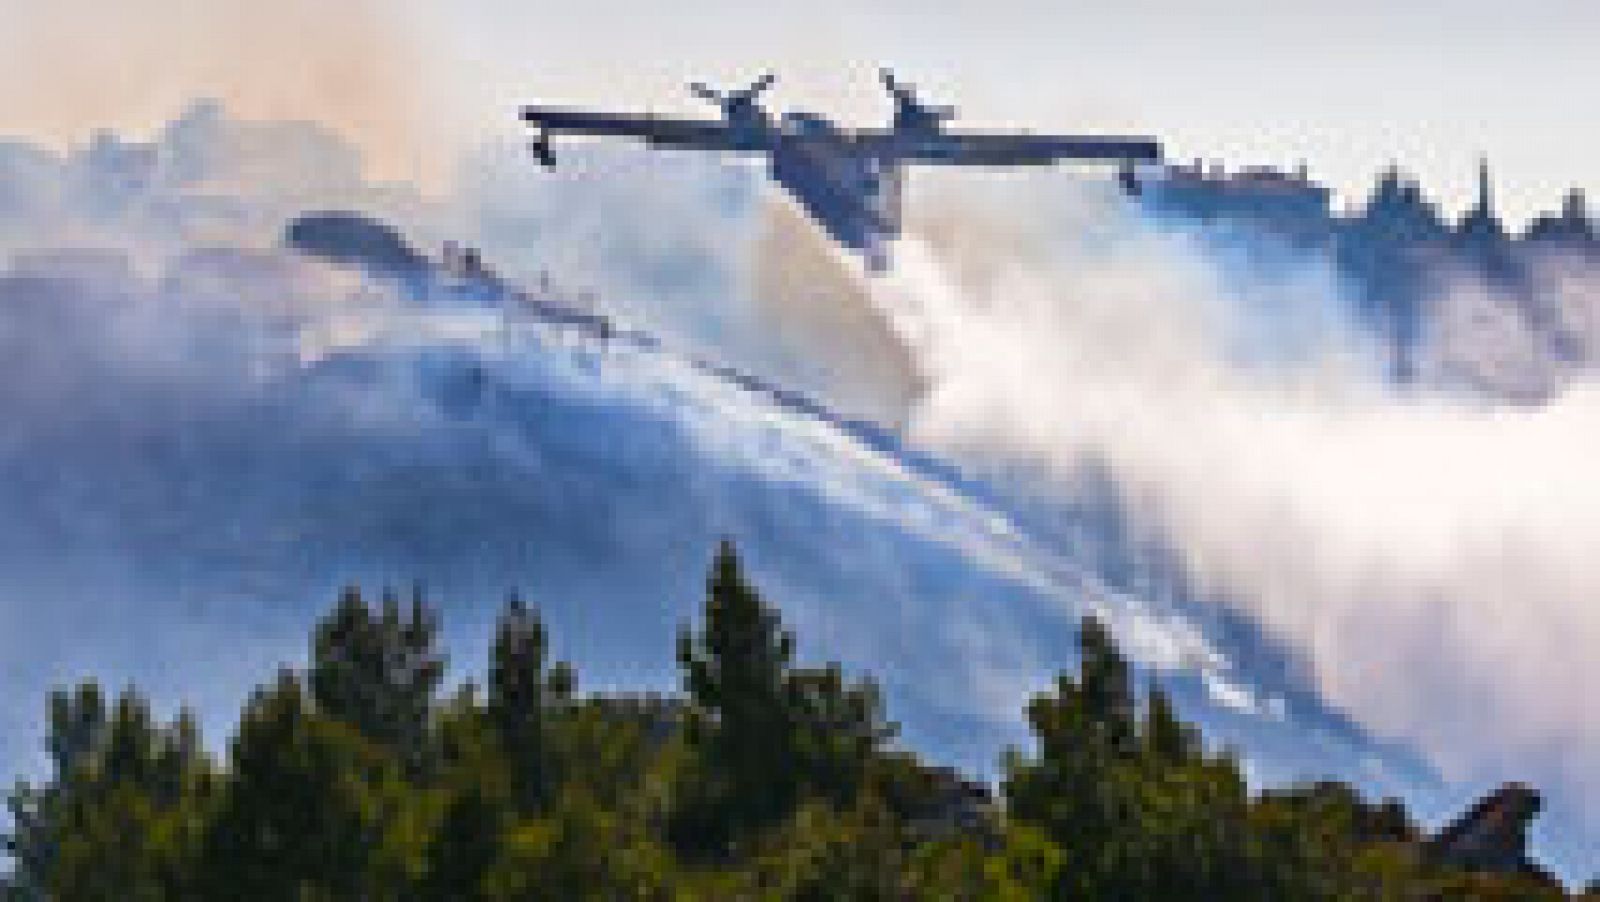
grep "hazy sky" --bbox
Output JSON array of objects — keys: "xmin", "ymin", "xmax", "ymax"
[{"xmin": 3, "ymin": 0, "xmax": 1597, "ymax": 222}]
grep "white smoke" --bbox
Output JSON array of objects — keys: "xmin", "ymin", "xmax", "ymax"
[{"xmin": 860, "ymin": 170, "xmax": 1600, "ymax": 858}]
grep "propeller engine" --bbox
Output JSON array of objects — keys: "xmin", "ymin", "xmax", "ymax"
[
  {"xmin": 688, "ymin": 73, "xmax": 776, "ymax": 125},
  {"xmin": 881, "ymin": 68, "xmax": 957, "ymax": 133}
]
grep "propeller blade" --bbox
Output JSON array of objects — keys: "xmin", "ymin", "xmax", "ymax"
[
  {"xmin": 880, "ymin": 67, "xmax": 901, "ymax": 94},
  {"xmin": 740, "ymin": 72, "xmax": 777, "ymax": 102}
]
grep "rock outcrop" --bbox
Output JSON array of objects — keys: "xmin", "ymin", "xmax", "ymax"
[{"xmin": 1426, "ymin": 783, "xmax": 1561, "ymax": 888}]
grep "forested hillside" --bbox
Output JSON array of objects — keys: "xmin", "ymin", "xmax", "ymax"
[{"xmin": 3, "ymin": 544, "xmax": 1584, "ymax": 899}]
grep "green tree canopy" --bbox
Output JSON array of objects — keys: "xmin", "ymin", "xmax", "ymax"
[
  {"xmin": 488, "ymin": 594, "xmax": 575, "ymax": 812},
  {"xmin": 4, "ymin": 545, "xmax": 1577, "ymax": 899},
  {"xmin": 309, "ymin": 586, "xmax": 445, "ymax": 774}
]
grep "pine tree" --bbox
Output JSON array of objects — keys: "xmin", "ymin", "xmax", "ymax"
[
  {"xmin": 1077, "ymin": 615, "xmax": 1137, "ymax": 754},
  {"xmin": 674, "ymin": 540, "xmax": 804, "ymax": 854},
  {"xmin": 47, "ymin": 684, "xmax": 109, "ymax": 782},
  {"xmin": 198, "ymin": 671, "xmax": 410, "ymax": 900},
  {"xmin": 1005, "ymin": 616, "xmax": 1177, "ymax": 897},
  {"xmin": 1143, "ymin": 683, "xmax": 1199, "ymax": 767},
  {"xmin": 309, "ymin": 586, "xmax": 445, "ymax": 774},
  {"xmin": 4, "ymin": 684, "xmax": 109, "ymax": 897},
  {"xmin": 5, "ymin": 687, "xmax": 213, "ymax": 901},
  {"xmin": 1005, "ymin": 617, "xmax": 1137, "ymax": 851},
  {"xmin": 673, "ymin": 541, "xmax": 892, "ymax": 857},
  {"xmin": 418, "ymin": 689, "xmax": 516, "ymax": 902},
  {"xmin": 487, "ymin": 594, "xmax": 574, "ymax": 812},
  {"xmin": 1006, "ymin": 617, "xmax": 1287, "ymax": 900},
  {"xmin": 785, "ymin": 663, "xmax": 894, "ymax": 808}
]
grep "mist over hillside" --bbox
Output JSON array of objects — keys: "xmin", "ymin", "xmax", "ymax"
[{"xmin": 6, "ymin": 102, "xmax": 1600, "ymax": 878}]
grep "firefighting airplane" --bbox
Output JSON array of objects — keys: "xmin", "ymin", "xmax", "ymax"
[{"xmin": 522, "ymin": 70, "xmax": 1162, "ymax": 272}]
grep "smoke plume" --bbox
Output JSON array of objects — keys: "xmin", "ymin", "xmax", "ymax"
[{"xmin": 865, "ymin": 169, "xmax": 1600, "ymax": 866}]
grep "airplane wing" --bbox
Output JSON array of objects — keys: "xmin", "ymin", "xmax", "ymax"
[
  {"xmin": 857, "ymin": 131, "xmax": 1162, "ymax": 166},
  {"xmin": 521, "ymin": 106, "xmax": 758, "ymax": 151}
]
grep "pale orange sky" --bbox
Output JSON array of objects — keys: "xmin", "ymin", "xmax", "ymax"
[{"xmin": 0, "ymin": 1, "xmax": 443, "ymax": 184}]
